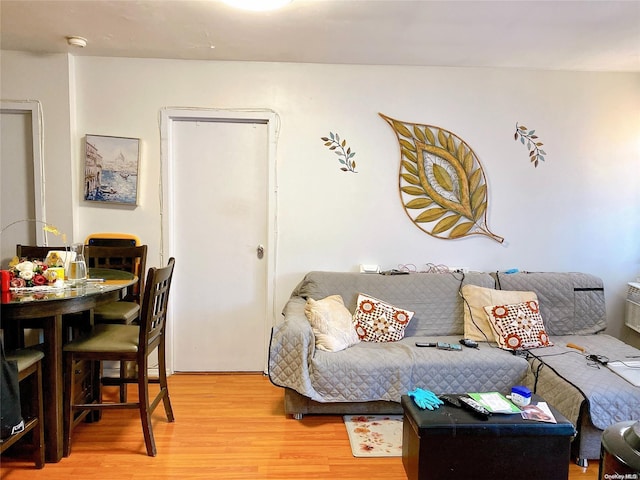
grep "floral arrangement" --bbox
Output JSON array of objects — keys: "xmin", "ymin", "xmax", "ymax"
[
  {"xmin": 8, "ymin": 258, "xmax": 62, "ymax": 288},
  {"xmin": 1, "ymin": 219, "xmax": 68, "ymax": 289}
]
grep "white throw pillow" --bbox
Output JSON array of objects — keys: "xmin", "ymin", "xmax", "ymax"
[{"xmin": 304, "ymin": 295, "xmax": 360, "ymax": 352}]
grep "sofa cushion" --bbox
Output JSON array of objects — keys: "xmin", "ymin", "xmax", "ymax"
[
  {"xmin": 304, "ymin": 295, "xmax": 360, "ymax": 352},
  {"xmin": 353, "ymin": 293, "xmax": 413, "ymax": 342},
  {"xmin": 484, "ymin": 300, "xmax": 553, "ymax": 350},
  {"xmin": 291, "ymin": 271, "xmax": 495, "ymax": 336},
  {"xmin": 525, "ymin": 334, "xmax": 640, "ymax": 431},
  {"xmin": 461, "ymin": 284, "xmax": 538, "ymax": 341},
  {"xmin": 493, "ymin": 272, "xmax": 607, "ymax": 335},
  {"xmin": 308, "ymin": 335, "xmax": 530, "ymax": 402}
]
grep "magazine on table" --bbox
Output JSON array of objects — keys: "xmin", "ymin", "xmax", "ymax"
[{"xmin": 520, "ymin": 402, "xmax": 557, "ymax": 423}]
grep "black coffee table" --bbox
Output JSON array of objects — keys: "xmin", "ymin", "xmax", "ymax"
[{"xmin": 401, "ymin": 394, "xmax": 576, "ymax": 480}]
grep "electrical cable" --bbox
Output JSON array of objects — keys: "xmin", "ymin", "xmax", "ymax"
[
  {"xmin": 459, "ymin": 285, "xmax": 496, "ymax": 345},
  {"xmin": 525, "ymin": 348, "xmax": 590, "ymax": 399},
  {"xmin": 423, "ymin": 263, "xmax": 450, "ymax": 273}
]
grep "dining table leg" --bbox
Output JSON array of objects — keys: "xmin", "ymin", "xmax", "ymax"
[{"xmin": 40, "ymin": 314, "xmax": 64, "ymax": 463}]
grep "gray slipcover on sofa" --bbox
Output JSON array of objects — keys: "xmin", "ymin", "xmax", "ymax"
[{"xmin": 268, "ymin": 271, "xmax": 640, "ymax": 463}]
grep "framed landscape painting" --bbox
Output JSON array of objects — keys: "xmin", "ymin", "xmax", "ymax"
[{"xmin": 84, "ymin": 134, "xmax": 140, "ymax": 205}]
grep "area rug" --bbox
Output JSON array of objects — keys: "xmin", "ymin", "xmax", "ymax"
[{"xmin": 343, "ymin": 415, "xmax": 403, "ymax": 457}]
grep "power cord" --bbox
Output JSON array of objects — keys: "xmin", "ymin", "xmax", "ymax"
[
  {"xmin": 458, "ymin": 283, "xmax": 497, "ymax": 345},
  {"xmin": 394, "ymin": 263, "xmax": 469, "ymax": 274}
]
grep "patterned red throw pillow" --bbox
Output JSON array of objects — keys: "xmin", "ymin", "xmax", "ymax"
[
  {"xmin": 483, "ymin": 300, "xmax": 553, "ymax": 350},
  {"xmin": 353, "ymin": 293, "xmax": 414, "ymax": 342}
]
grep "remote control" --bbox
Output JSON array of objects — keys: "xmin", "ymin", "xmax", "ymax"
[
  {"xmin": 415, "ymin": 342, "xmax": 436, "ymax": 347},
  {"xmin": 460, "ymin": 338, "xmax": 479, "ymax": 349},
  {"xmin": 458, "ymin": 396, "xmax": 492, "ymax": 419},
  {"xmin": 439, "ymin": 394, "xmax": 462, "ymax": 408}
]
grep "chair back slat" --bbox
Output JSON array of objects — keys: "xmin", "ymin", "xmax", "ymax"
[
  {"xmin": 86, "ymin": 245, "xmax": 147, "ymax": 303},
  {"xmin": 139, "ymin": 258, "xmax": 175, "ymax": 354},
  {"xmin": 16, "ymin": 245, "xmax": 67, "ymax": 260}
]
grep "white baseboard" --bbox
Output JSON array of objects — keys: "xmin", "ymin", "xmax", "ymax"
[{"xmin": 103, "ymin": 365, "xmax": 160, "ymax": 378}]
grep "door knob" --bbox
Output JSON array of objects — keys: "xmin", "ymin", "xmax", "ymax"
[{"xmin": 257, "ymin": 245, "xmax": 264, "ymax": 259}]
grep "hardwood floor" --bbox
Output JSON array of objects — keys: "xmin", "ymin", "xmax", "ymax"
[{"xmin": 1, "ymin": 373, "xmax": 599, "ymax": 479}]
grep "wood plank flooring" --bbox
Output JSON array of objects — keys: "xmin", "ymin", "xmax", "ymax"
[{"xmin": 1, "ymin": 373, "xmax": 599, "ymax": 479}]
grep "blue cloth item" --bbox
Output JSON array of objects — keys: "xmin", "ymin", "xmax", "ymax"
[{"xmin": 408, "ymin": 388, "xmax": 444, "ymax": 410}]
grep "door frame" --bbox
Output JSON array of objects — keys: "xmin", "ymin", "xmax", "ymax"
[
  {"xmin": 0, "ymin": 101, "xmax": 46, "ymax": 244},
  {"xmin": 159, "ymin": 108, "xmax": 279, "ymax": 373}
]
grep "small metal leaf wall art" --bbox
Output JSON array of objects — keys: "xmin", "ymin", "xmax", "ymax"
[
  {"xmin": 514, "ymin": 122, "xmax": 547, "ymax": 167},
  {"xmin": 321, "ymin": 132, "xmax": 357, "ymax": 172},
  {"xmin": 380, "ymin": 113, "xmax": 504, "ymax": 243}
]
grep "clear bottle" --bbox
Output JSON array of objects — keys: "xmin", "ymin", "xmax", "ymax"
[{"xmin": 67, "ymin": 243, "xmax": 87, "ymax": 286}]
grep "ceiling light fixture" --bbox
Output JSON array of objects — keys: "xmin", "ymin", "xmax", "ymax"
[
  {"xmin": 66, "ymin": 36, "xmax": 87, "ymax": 48},
  {"xmin": 221, "ymin": 0, "xmax": 292, "ymax": 11}
]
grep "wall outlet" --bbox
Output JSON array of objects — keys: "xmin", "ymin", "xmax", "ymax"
[{"xmin": 360, "ymin": 264, "xmax": 380, "ymax": 274}]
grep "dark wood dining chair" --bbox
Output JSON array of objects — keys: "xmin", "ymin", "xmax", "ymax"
[
  {"xmin": 62, "ymin": 257, "xmax": 176, "ymax": 457},
  {"xmin": 16, "ymin": 244, "xmax": 67, "ymax": 260},
  {"xmin": 84, "ymin": 245, "xmax": 148, "ymax": 402},
  {"xmin": 0, "ymin": 347, "xmax": 45, "ymax": 469},
  {"xmin": 85, "ymin": 245, "xmax": 148, "ymax": 325}
]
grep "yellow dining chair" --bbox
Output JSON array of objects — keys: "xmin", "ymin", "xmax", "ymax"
[
  {"xmin": 85, "ymin": 232, "xmax": 140, "ymax": 247},
  {"xmin": 63, "ymin": 257, "xmax": 176, "ymax": 457}
]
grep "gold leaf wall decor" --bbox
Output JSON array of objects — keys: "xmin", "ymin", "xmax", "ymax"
[{"xmin": 380, "ymin": 113, "xmax": 504, "ymax": 243}]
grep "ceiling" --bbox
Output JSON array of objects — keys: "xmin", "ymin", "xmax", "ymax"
[{"xmin": 1, "ymin": 0, "xmax": 639, "ymax": 72}]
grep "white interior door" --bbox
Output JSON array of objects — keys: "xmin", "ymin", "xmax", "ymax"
[
  {"xmin": 0, "ymin": 102, "xmax": 45, "ymax": 265},
  {"xmin": 168, "ymin": 114, "xmax": 271, "ymax": 372}
]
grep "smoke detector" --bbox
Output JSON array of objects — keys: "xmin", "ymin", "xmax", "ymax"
[{"xmin": 66, "ymin": 36, "xmax": 87, "ymax": 48}]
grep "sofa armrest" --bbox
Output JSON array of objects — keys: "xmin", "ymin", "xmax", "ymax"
[{"xmin": 268, "ymin": 297, "xmax": 318, "ymax": 396}]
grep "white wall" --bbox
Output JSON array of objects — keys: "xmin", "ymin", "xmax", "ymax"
[
  {"xmin": 2, "ymin": 51, "xmax": 639, "ymax": 347},
  {"xmin": 0, "ymin": 52, "xmax": 75, "ymax": 239}
]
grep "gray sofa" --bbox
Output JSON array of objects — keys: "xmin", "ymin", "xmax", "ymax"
[{"xmin": 268, "ymin": 270, "xmax": 640, "ymax": 464}]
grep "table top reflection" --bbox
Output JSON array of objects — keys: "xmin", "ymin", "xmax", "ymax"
[{"xmin": 1, "ymin": 268, "xmax": 137, "ymax": 305}]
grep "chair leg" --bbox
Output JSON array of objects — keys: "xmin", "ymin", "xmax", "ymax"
[
  {"xmin": 31, "ymin": 362, "xmax": 45, "ymax": 469},
  {"xmin": 62, "ymin": 353, "xmax": 74, "ymax": 457},
  {"xmin": 138, "ymin": 365, "xmax": 157, "ymax": 457},
  {"xmin": 157, "ymin": 344, "xmax": 174, "ymax": 422},
  {"xmin": 81, "ymin": 360, "xmax": 102, "ymax": 424},
  {"xmin": 119, "ymin": 362, "xmax": 128, "ymax": 402}
]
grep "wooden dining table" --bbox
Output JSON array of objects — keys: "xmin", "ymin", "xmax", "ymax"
[{"xmin": 1, "ymin": 268, "xmax": 137, "ymax": 463}]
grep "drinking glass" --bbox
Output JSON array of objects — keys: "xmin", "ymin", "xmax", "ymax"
[{"xmin": 67, "ymin": 243, "xmax": 87, "ymax": 286}]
